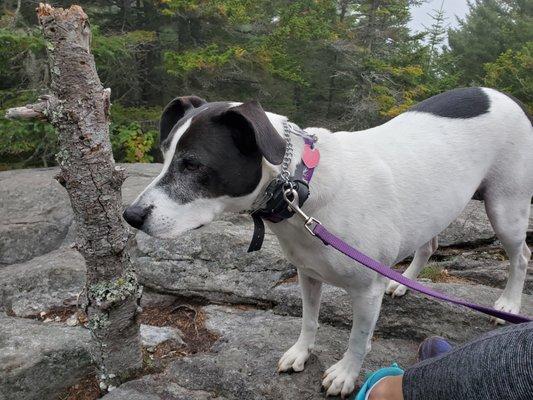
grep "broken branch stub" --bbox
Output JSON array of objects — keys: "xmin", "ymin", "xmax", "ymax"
[{"xmin": 5, "ymin": 101, "xmax": 49, "ymax": 121}]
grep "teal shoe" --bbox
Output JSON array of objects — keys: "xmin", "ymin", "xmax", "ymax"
[{"xmin": 354, "ymin": 363, "xmax": 404, "ymax": 400}]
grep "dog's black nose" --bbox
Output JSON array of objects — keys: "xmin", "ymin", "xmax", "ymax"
[{"xmin": 123, "ymin": 205, "xmax": 149, "ymax": 229}]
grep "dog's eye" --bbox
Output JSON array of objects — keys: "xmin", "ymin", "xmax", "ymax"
[{"xmin": 181, "ymin": 158, "xmax": 201, "ymax": 172}]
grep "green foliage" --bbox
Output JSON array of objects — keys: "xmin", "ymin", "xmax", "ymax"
[
  {"xmin": 162, "ymin": 0, "xmax": 261, "ymax": 24},
  {"xmin": 0, "ymin": 0, "xmax": 531, "ymax": 170},
  {"xmin": 162, "ymin": 0, "xmax": 338, "ymax": 87},
  {"xmin": 109, "ymin": 104, "xmax": 159, "ymax": 163},
  {"xmin": 0, "ymin": 28, "xmax": 45, "ymax": 90},
  {"xmin": 484, "ymin": 42, "xmax": 533, "ymax": 113},
  {"xmin": 0, "ymin": 117, "xmax": 57, "ymax": 170},
  {"xmin": 419, "ymin": 264, "xmax": 446, "ymax": 282},
  {"xmin": 111, "ymin": 122, "xmax": 157, "ymax": 163},
  {"xmin": 0, "ymin": 91, "xmax": 57, "ymax": 170},
  {"xmin": 92, "ymin": 28, "xmax": 157, "ymax": 105},
  {"xmin": 448, "ymin": 0, "xmax": 533, "ymax": 85},
  {"xmin": 110, "ymin": 104, "xmax": 160, "ymax": 125},
  {"xmin": 164, "ymin": 44, "xmax": 243, "ymax": 77}
]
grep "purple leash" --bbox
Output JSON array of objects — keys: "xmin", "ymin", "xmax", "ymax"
[
  {"xmin": 281, "ymin": 188, "xmax": 532, "ymax": 324},
  {"xmin": 312, "ymin": 223, "xmax": 531, "ymax": 324}
]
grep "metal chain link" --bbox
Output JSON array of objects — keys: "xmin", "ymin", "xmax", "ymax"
[
  {"xmin": 280, "ymin": 121, "xmax": 318, "ymax": 183},
  {"xmin": 280, "ymin": 120, "xmax": 294, "ymax": 183},
  {"xmin": 246, "ymin": 120, "xmax": 318, "ymax": 213}
]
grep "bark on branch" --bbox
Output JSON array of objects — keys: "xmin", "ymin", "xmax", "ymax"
[
  {"xmin": 7, "ymin": 3, "xmax": 143, "ymax": 391},
  {"xmin": 5, "ymin": 102, "xmax": 47, "ymax": 120},
  {"xmin": 4, "ymin": 96, "xmax": 55, "ymax": 120}
]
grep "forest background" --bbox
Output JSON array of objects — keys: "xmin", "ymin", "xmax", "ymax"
[{"xmin": 0, "ymin": 0, "xmax": 531, "ymax": 169}]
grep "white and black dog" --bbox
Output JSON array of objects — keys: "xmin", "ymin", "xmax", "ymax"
[{"xmin": 124, "ymin": 88, "xmax": 533, "ymax": 397}]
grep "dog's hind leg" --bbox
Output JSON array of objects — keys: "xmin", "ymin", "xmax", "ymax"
[
  {"xmin": 278, "ymin": 270, "xmax": 322, "ymax": 372},
  {"xmin": 386, "ymin": 236, "xmax": 438, "ymax": 297},
  {"xmin": 484, "ymin": 196, "xmax": 531, "ymax": 324}
]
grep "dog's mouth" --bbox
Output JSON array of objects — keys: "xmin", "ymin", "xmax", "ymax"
[
  {"xmin": 136, "ymin": 221, "xmax": 204, "ymax": 239},
  {"xmin": 143, "ymin": 222, "xmax": 207, "ymax": 239}
]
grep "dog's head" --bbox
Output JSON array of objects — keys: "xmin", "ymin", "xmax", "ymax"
[{"xmin": 123, "ymin": 96, "xmax": 286, "ymax": 238}]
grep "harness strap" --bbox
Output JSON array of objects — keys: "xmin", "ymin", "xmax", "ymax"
[{"xmin": 311, "ymin": 222, "xmax": 532, "ymax": 324}]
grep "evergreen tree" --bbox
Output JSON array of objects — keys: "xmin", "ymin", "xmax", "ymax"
[
  {"xmin": 424, "ymin": 1, "xmax": 447, "ymax": 71},
  {"xmin": 448, "ymin": 0, "xmax": 533, "ymax": 84},
  {"xmin": 484, "ymin": 42, "xmax": 532, "ymax": 113},
  {"xmin": 0, "ymin": 0, "xmax": 530, "ymax": 169}
]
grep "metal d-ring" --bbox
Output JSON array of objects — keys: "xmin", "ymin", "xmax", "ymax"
[{"xmin": 282, "ymin": 188, "xmax": 320, "ymax": 236}]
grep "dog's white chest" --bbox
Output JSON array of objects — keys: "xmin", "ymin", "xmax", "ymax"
[{"xmin": 268, "ymin": 220, "xmax": 382, "ymax": 288}]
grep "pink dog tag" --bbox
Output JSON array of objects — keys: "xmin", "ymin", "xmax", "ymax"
[{"xmin": 302, "ymin": 144, "xmax": 320, "ymax": 168}]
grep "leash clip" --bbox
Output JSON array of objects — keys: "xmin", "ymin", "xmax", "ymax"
[{"xmin": 283, "ymin": 188, "xmax": 320, "ymax": 236}]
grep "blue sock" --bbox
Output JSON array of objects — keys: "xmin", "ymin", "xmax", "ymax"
[{"xmin": 353, "ymin": 363, "xmax": 404, "ymax": 400}]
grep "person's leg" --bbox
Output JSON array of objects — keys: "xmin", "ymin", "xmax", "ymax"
[
  {"xmin": 368, "ymin": 376, "xmax": 403, "ymax": 400},
  {"xmin": 361, "ymin": 322, "xmax": 533, "ymax": 400},
  {"xmin": 403, "ymin": 322, "xmax": 533, "ymax": 400}
]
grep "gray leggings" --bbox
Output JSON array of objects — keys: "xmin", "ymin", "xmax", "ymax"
[{"xmin": 403, "ymin": 322, "xmax": 533, "ymax": 400}]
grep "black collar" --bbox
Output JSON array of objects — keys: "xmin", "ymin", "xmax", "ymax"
[{"xmin": 247, "ymin": 131, "xmax": 319, "ymax": 252}]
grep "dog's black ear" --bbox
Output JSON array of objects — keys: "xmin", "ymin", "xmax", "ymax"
[
  {"xmin": 160, "ymin": 96, "xmax": 206, "ymax": 143},
  {"xmin": 217, "ymin": 101, "xmax": 286, "ymax": 165}
]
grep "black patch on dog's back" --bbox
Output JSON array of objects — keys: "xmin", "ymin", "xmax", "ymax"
[{"xmin": 409, "ymin": 87, "xmax": 490, "ymax": 119}]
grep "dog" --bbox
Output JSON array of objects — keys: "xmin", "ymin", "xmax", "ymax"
[{"xmin": 124, "ymin": 87, "xmax": 533, "ymax": 397}]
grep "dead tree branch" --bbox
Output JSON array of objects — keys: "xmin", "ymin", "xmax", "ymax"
[
  {"xmin": 5, "ymin": 98, "xmax": 51, "ymax": 121},
  {"xmin": 6, "ymin": 3, "xmax": 142, "ymax": 391}
]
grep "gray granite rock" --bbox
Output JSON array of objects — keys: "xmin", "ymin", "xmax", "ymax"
[
  {"xmin": 439, "ymin": 201, "xmax": 493, "ymax": 247},
  {"xmin": 2, "ymin": 165, "xmax": 530, "ymax": 268},
  {"xmin": 102, "ymin": 306, "xmax": 418, "ymax": 400},
  {"xmin": 440, "ymin": 203, "xmax": 532, "ymax": 247},
  {"xmin": 1, "ymin": 164, "xmax": 532, "ymax": 400},
  {"xmin": 2, "ymin": 238, "xmax": 531, "ymax": 344},
  {"xmin": 141, "ymin": 324, "xmax": 185, "ymax": 348},
  {"xmin": 0, "ymin": 164, "xmax": 161, "ymax": 266},
  {"xmin": 0, "ymin": 247, "xmax": 85, "ymax": 317},
  {"xmin": 0, "ymin": 168, "xmax": 73, "ymax": 265},
  {"xmin": 435, "ymin": 255, "xmax": 533, "ymax": 294},
  {"xmin": 133, "ymin": 220, "xmax": 296, "ymax": 307},
  {"xmin": 0, "ymin": 313, "xmax": 93, "ymax": 400},
  {"xmin": 105, "ymin": 385, "xmax": 226, "ymax": 400},
  {"xmin": 271, "ymin": 281, "xmax": 533, "ymax": 343}
]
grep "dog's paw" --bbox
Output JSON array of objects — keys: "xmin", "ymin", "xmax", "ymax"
[
  {"xmin": 385, "ymin": 281, "xmax": 408, "ymax": 297},
  {"xmin": 277, "ymin": 342, "xmax": 312, "ymax": 373},
  {"xmin": 491, "ymin": 296, "xmax": 521, "ymax": 325},
  {"xmin": 322, "ymin": 357, "xmax": 359, "ymax": 398}
]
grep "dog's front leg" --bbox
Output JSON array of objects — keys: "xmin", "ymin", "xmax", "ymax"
[
  {"xmin": 278, "ymin": 270, "xmax": 322, "ymax": 372},
  {"xmin": 322, "ymin": 285, "xmax": 385, "ymax": 398}
]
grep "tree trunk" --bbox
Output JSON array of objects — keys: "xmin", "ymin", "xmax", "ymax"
[
  {"xmin": 366, "ymin": 0, "xmax": 381, "ymax": 52},
  {"xmin": 9, "ymin": 0, "xmax": 22, "ymax": 28},
  {"xmin": 6, "ymin": 3, "xmax": 142, "ymax": 390},
  {"xmin": 121, "ymin": 0, "xmax": 133, "ymax": 31}
]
